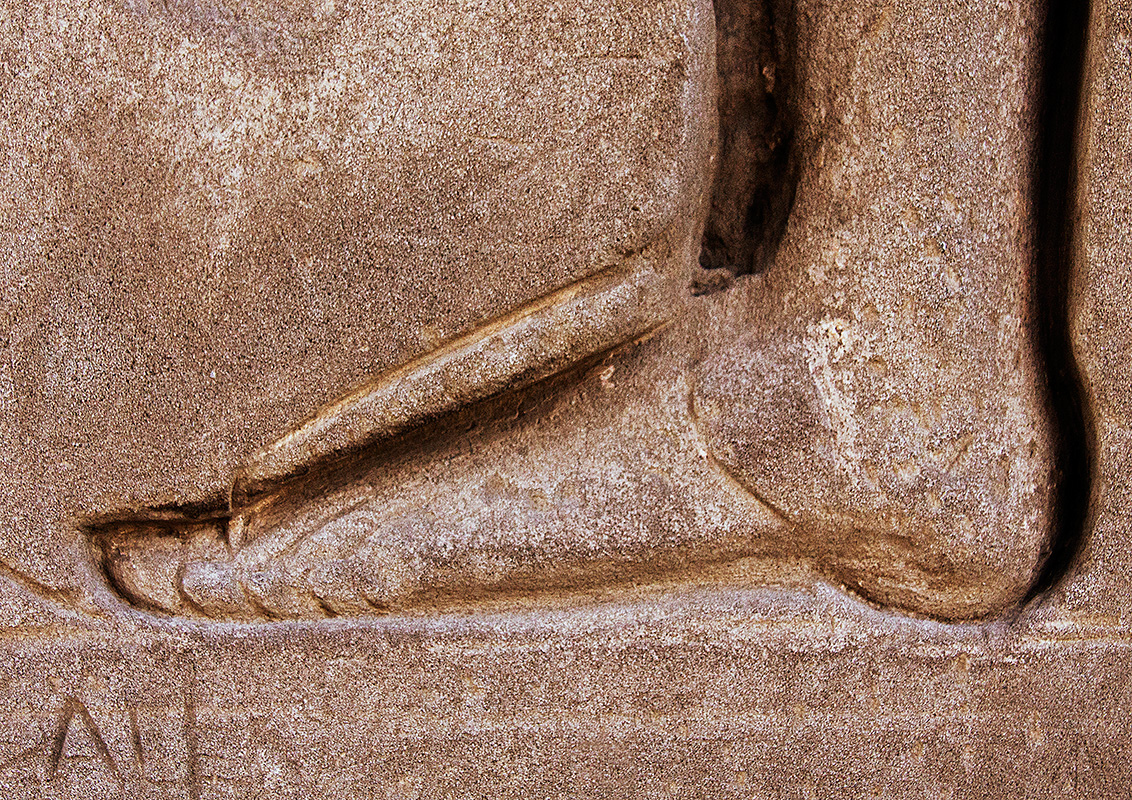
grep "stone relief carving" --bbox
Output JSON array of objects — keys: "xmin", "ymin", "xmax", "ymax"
[
  {"xmin": 28, "ymin": 0, "xmax": 1069, "ymax": 624},
  {"xmin": 5, "ymin": 0, "xmax": 1131, "ymax": 796}
]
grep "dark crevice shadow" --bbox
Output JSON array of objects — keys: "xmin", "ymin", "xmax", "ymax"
[
  {"xmin": 1027, "ymin": 0, "xmax": 1094, "ymax": 601},
  {"xmin": 694, "ymin": 0, "xmax": 799, "ymax": 295}
]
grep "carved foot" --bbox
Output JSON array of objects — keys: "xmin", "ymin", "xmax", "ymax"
[{"xmin": 93, "ymin": 332, "xmax": 793, "ymax": 622}]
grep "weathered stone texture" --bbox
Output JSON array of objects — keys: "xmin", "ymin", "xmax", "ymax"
[
  {"xmin": 1039, "ymin": 0, "xmax": 1132, "ymax": 628},
  {"xmin": 0, "ymin": 0, "xmax": 715, "ymax": 594},
  {"xmin": 0, "ymin": 0, "xmax": 1129, "ymax": 796},
  {"xmin": 2, "ymin": 594, "xmax": 1132, "ymax": 798},
  {"xmin": 694, "ymin": 0, "xmax": 1053, "ymax": 619}
]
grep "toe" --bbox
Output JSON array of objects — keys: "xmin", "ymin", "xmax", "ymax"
[{"xmin": 180, "ymin": 560, "xmax": 253, "ymax": 619}]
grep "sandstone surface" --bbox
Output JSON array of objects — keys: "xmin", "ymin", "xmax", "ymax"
[
  {"xmin": 1038, "ymin": 0, "xmax": 1132, "ymax": 630},
  {"xmin": 0, "ymin": 0, "xmax": 716, "ymax": 598},
  {"xmin": 694, "ymin": 0, "xmax": 1054, "ymax": 619},
  {"xmin": 0, "ymin": 0, "xmax": 1129, "ymax": 796}
]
